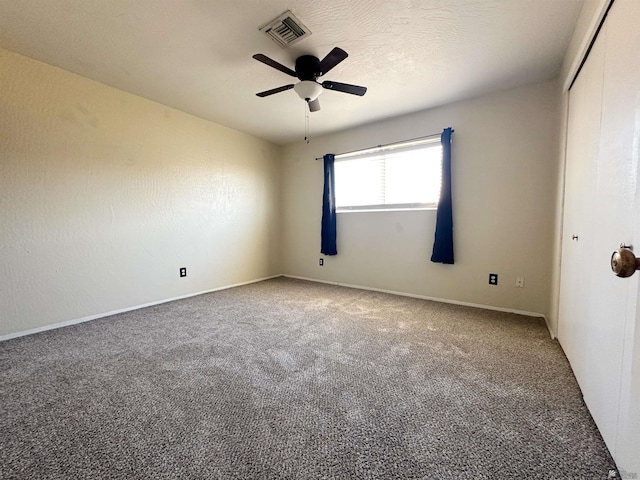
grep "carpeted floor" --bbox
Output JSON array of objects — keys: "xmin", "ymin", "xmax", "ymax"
[{"xmin": 0, "ymin": 277, "xmax": 617, "ymax": 479}]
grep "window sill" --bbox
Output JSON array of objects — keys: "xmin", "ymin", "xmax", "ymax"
[{"xmin": 337, "ymin": 207, "xmax": 437, "ymax": 213}]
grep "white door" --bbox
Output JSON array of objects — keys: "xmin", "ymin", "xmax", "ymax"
[
  {"xmin": 558, "ymin": 23, "xmax": 604, "ymax": 383},
  {"xmin": 558, "ymin": 0, "xmax": 640, "ymax": 472}
]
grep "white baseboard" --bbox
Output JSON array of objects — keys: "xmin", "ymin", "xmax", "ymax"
[
  {"xmin": 0, "ymin": 275, "xmax": 282, "ymax": 342},
  {"xmin": 543, "ymin": 317, "xmax": 556, "ymax": 339},
  {"xmin": 283, "ymin": 274, "xmax": 547, "ymax": 321},
  {"xmin": 3, "ymin": 273, "xmax": 551, "ymax": 342}
]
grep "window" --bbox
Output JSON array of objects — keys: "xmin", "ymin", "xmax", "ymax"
[{"xmin": 334, "ymin": 137, "xmax": 442, "ymax": 212}]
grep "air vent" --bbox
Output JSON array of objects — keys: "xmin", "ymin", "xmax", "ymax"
[{"xmin": 259, "ymin": 11, "xmax": 311, "ymax": 48}]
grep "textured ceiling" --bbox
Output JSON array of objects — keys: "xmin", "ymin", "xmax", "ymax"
[{"xmin": 0, "ymin": 0, "xmax": 584, "ymax": 145}]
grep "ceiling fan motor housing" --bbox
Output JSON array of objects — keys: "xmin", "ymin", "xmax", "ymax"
[{"xmin": 295, "ymin": 55, "xmax": 322, "ymax": 80}]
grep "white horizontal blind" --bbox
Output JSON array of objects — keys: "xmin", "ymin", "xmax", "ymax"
[{"xmin": 334, "ymin": 137, "xmax": 442, "ymax": 211}]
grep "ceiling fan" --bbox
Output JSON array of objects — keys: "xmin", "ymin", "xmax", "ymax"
[{"xmin": 252, "ymin": 47, "xmax": 367, "ymax": 112}]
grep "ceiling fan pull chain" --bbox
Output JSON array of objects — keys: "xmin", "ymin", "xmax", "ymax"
[{"xmin": 304, "ymin": 101, "xmax": 310, "ymax": 144}]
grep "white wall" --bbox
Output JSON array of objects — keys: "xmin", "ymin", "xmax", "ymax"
[
  {"xmin": 0, "ymin": 48, "xmax": 282, "ymax": 338},
  {"xmin": 281, "ymin": 79, "xmax": 560, "ymax": 318}
]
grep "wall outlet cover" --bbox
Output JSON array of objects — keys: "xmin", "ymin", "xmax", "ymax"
[
  {"xmin": 489, "ymin": 273, "xmax": 498, "ymax": 285},
  {"xmin": 180, "ymin": 267, "xmax": 187, "ymax": 277}
]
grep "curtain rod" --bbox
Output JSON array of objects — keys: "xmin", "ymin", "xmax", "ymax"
[{"xmin": 314, "ymin": 130, "xmax": 453, "ymax": 161}]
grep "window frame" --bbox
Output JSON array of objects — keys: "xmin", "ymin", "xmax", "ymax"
[{"xmin": 334, "ymin": 136, "xmax": 442, "ymax": 213}]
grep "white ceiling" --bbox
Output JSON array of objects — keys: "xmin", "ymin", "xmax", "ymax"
[{"xmin": 0, "ymin": 0, "xmax": 583, "ymax": 145}]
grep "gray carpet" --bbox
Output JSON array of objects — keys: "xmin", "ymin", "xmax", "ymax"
[{"xmin": 0, "ymin": 277, "xmax": 617, "ymax": 479}]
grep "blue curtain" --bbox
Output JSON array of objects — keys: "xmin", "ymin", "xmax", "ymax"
[
  {"xmin": 431, "ymin": 128, "xmax": 454, "ymax": 264},
  {"xmin": 321, "ymin": 154, "xmax": 338, "ymax": 255}
]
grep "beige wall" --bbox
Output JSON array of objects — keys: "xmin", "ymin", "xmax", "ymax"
[
  {"xmin": 0, "ymin": 48, "xmax": 282, "ymax": 338},
  {"xmin": 547, "ymin": 90, "xmax": 569, "ymax": 338},
  {"xmin": 281, "ymin": 79, "xmax": 560, "ymax": 318}
]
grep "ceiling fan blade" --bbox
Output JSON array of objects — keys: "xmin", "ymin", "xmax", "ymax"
[
  {"xmin": 252, "ymin": 54, "xmax": 297, "ymax": 77},
  {"xmin": 321, "ymin": 81, "xmax": 367, "ymax": 96},
  {"xmin": 256, "ymin": 84, "xmax": 295, "ymax": 97},
  {"xmin": 308, "ymin": 98, "xmax": 321, "ymax": 112},
  {"xmin": 318, "ymin": 47, "xmax": 348, "ymax": 75}
]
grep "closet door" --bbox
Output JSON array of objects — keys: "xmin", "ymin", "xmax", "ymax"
[
  {"xmin": 557, "ymin": 19, "xmax": 605, "ymax": 394},
  {"xmin": 594, "ymin": 0, "xmax": 640, "ymax": 469},
  {"xmin": 559, "ymin": 0, "xmax": 640, "ymax": 465}
]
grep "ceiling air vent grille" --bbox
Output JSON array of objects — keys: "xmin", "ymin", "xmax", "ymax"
[{"xmin": 260, "ymin": 11, "xmax": 311, "ymax": 48}]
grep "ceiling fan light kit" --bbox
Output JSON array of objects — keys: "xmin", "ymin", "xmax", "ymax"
[{"xmin": 294, "ymin": 81, "xmax": 322, "ymax": 102}]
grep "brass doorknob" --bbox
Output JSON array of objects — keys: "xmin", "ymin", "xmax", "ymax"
[{"xmin": 611, "ymin": 247, "xmax": 640, "ymax": 277}]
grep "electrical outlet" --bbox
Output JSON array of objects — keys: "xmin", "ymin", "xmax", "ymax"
[
  {"xmin": 489, "ymin": 273, "xmax": 498, "ymax": 285},
  {"xmin": 319, "ymin": 258, "xmax": 324, "ymax": 266},
  {"xmin": 515, "ymin": 276, "xmax": 525, "ymax": 288},
  {"xmin": 180, "ymin": 267, "xmax": 187, "ymax": 277}
]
